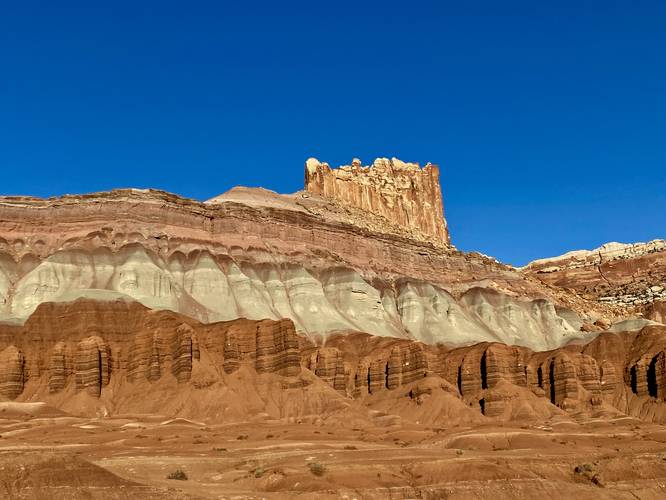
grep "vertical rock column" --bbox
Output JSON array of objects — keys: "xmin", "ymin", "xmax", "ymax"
[
  {"xmin": 0, "ymin": 346, "xmax": 25, "ymax": 399},
  {"xmin": 254, "ymin": 319, "xmax": 301, "ymax": 376},
  {"xmin": 49, "ymin": 342, "xmax": 68, "ymax": 393},
  {"xmin": 75, "ymin": 336, "xmax": 111, "ymax": 397}
]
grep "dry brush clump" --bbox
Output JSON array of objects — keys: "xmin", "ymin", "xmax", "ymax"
[
  {"xmin": 574, "ymin": 463, "xmax": 604, "ymax": 487},
  {"xmin": 167, "ymin": 469, "xmax": 188, "ymax": 480},
  {"xmin": 308, "ymin": 462, "xmax": 326, "ymax": 476}
]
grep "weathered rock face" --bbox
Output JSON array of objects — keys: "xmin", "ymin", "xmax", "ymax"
[
  {"xmin": 523, "ymin": 240, "xmax": 666, "ymax": 307},
  {"xmin": 48, "ymin": 342, "xmax": 68, "ymax": 393},
  {"xmin": 75, "ymin": 336, "xmax": 111, "ymax": 397},
  {"xmin": 314, "ymin": 325, "xmax": 666, "ymax": 422},
  {"xmin": 254, "ymin": 319, "xmax": 300, "ymax": 376},
  {"xmin": 0, "ymin": 299, "xmax": 302, "ymax": 402},
  {"xmin": 0, "ymin": 185, "xmax": 599, "ymax": 350},
  {"xmin": 1, "ymin": 298, "xmax": 666, "ymax": 424},
  {"xmin": 647, "ymin": 301, "xmax": 666, "ymax": 324},
  {"xmin": 304, "ymin": 157, "xmax": 450, "ymax": 246},
  {"xmin": 307, "ymin": 348, "xmax": 346, "ymax": 392}
]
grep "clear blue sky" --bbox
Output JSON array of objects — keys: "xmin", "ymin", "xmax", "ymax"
[{"xmin": 1, "ymin": 1, "xmax": 664, "ymax": 265}]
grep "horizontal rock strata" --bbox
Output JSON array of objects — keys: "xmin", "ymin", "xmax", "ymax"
[{"xmin": 0, "ymin": 169, "xmax": 616, "ymax": 350}]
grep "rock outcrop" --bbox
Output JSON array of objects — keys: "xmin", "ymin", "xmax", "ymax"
[
  {"xmin": 75, "ymin": 336, "xmax": 111, "ymax": 397},
  {"xmin": 48, "ymin": 342, "xmax": 68, "ymax": 393},
  {"xmin": 307, "ymin": 348, "xmax": 346, "ymax": 392},
  {"xmin": 0, "ymin": 184, "xmax": 600, "ymax": 350},
  {"xmin": 0, "ymin": 345, "xmax": 25, "ymax": 399},
  {"xmin": 523, "ymin": 240, "xmax": 666, "ymax": 307},
  {"xmin": 647, "ymin": 301, "xmax": 666, "ymax": 324},
  {"xmin": 0, "ymin": 299, "xmax": 302, "ymax": 402},
  {"xmin": 304, "ymin": 157, "xmax": 450, "ymax": 246}
]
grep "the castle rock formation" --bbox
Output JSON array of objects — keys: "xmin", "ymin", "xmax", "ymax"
[{"xmin": 305, "ymin": 157, "xmax": 451, "ymax": 246}]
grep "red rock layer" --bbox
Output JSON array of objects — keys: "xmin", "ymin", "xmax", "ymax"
[
  {"xmin": 0, "ymin": 299, "xmax": 302, "ymax": 401},
  {"xmin": 75, "ymin": 336, "xmax": 111, "ymax": 397},
  {"xmin": 1, "ymin": 299, "xmax": 666, "ymax": 424},
  {"xmin": 307, "ymin": 348, "xmax": 346, "ymax": 392},
  {"xmin": 0, "ymin": 345, "xmax": 25, "ymax": 399}
]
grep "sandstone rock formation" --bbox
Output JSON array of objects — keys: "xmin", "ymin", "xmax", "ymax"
[
  {"xmin": 0, "ymin": 299, "xmax": 303, "ymax": 403},
  {"xmin": 0, "ymin": 177, "xmax": 607, "ymax": 350},
  {"xmin": 0, "ymin": 297, "xmax": 665, "ymax": 425},
  {"xmin": 0, "ymin": 155, "xmax": 663, "ymax": 427},
  {"xmin": 75, "ymin": 336, "xmax": 111, "ymax": 396},
  {"xmin": 304, "ymin": 157, "xmax": 450, "ymax": 245},
  {"xmin": 523, "ymin": 239, "xmax": 666, "ymax": 308},
  {"xmin": 0, "ymin": 345, "xmax": 25, "ymax": 399}
]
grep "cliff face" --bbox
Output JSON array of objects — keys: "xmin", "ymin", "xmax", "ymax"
[
  {"xmin": 0, "ymin": 183, "xmax": 607, "ymax": 350},
  {"xmin": 304, "ymin": 157, "xmax": 450, "ymax": 246}
]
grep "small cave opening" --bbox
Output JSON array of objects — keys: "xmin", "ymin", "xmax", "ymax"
[
  {"xmin": 479, "ymin": 398, "xmax": 485, "ymax": 415},
  {"xmin": 367, "ymin": 367, "xmax": 372, "ymax": 394},
  {"xmin": 385, "ymin": 362, "xmax": 390, "ymax": 389},
  {"xmin": 549, "ymin": 360, "xmax": 556, "ymax": 404},
  {"xmin": 537, "ymin": 366, "xmax": 543, "ymax": 388},
  {"xmin": 480, "ymin": 351, "xmax": 488, "ymax": 389},
  {"xmin": 647, "ymin": 357, "xmax": 658, "ymax": 398},
  {"xmin": 457, "ymin": 365, "xmax": 462, "ymax": 395},
  {"xmin": 630, "ymin": 365, "xmax": 639, "ymax": 395}
]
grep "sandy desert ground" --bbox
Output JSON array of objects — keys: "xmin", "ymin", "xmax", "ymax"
[{"xmin": 1, "ymin": 402, "xmax": 666, "ymax": 499}]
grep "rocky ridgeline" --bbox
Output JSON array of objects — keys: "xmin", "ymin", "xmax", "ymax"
[
  {"xmin": 525, "ymin": 240, "xmax": 666, "ymax": 271},
  {"xmin": 304, "ymin": 157, "xmax": 450, "ymax": 246},
  {"xmin": 0, "ymin": 299, "xmax": 665, "ymax": 422}
]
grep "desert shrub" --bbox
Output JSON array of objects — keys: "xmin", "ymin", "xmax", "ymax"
[
  {"xmin": 574, "ymin": 463, "xmax": 593, "ymax": 474},
  {"xmin": 167, "ymin": 469, "xmax": 188, "ymax": 481},
  {"xmin": 254, "ymin": 467, "xmax": 266, "ymax": 478},
  {"xmin": 308, "ymin": 462, "xmax": 326, "ymax": 476}
]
